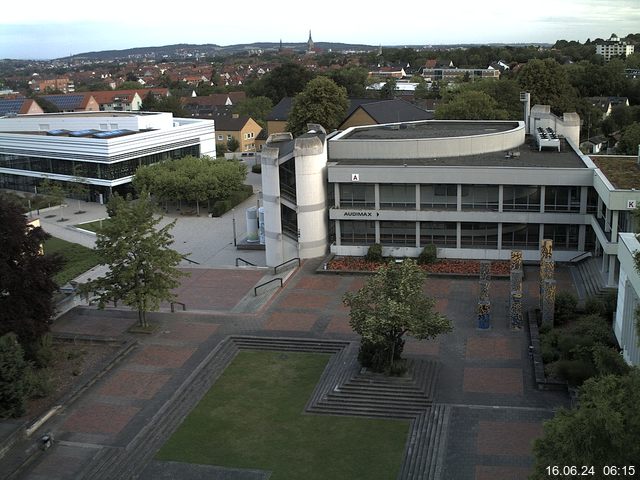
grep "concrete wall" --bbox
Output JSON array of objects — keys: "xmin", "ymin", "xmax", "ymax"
[
  {"xmin": 260, "ymin": 145, "xmax": 285, "ymax": 267},
  {"xmin": 615, "ymin": 233, "xmax": 640, "ymax": 365}
]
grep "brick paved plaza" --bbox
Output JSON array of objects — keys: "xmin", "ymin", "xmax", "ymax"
[{"xmin": 8, "ymin": 260, "xmax": 572, "ymax": 480}]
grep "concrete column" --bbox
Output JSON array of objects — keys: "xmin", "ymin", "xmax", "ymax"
[
  {"xmin": 608, "ymin": 255, "xmax": 617, "ymax": 287},
  {"xmin": 261, "ymin": 145, "xmax": 284, "ymax": 267},
  {"xmin": 334, "ymin": 183, "xmax": 340, "ymax": 208},
  {"xmin": 539, "ymin": 224, "xmax": 545, "ymax": 247},
  {"xmin": 578, "ymin": 224, "xmax": 586, "ymax": 251},
  {"xmin": 498, "ymin": 185, "xmax": 504, "ymax": 213},
  {"xmin": 597, "ymin": 196, "xmax": 603, "ymax": 219},
  {"xmin": 457, "ymin": 184, "xmax": 462, "ymax": 212},
  {"xmin": 415, "ymin": 222, "xmax": 420, "ymax": 248},
  {"xmin": 456, "ymin": 222, "xmax": 461, "ymax": 249},
  {"xmin": 497, "ymin": 223, "xmax": 503, "ymax": 250},
  {"xmin": 579, "ymin": 186, "xmax": 588, "ymax": 214},
  {"xmin": 375, "ymin": 221, "xmax": 380, "ymax": 244},
  {"xmin": 602, "ymin": 252, "xmax": 608, "ymax": 274},
  {"xmin": 415, "ymin": 184, "xmax": 420, "ymax": 211},
  {"xmin": 294, "ymin": 135, "xmax": 329, "ymax": 260},
  {"xmin": 335, "ymin": 220, "xmax": 341, "ymax": 246},
  {"xmin": 605, "ymin": 208, "xmax": 612, "ymax": 233},
  {"xmin": 539, "ymin": 185, "xmax": 545, "ymax": 213},
  {"xmin": 374, "ymin": 183, "xmax": 380, "ymax": 210},
  {"xmin": 611, "ymin": 210, "xmax": 619, "ymax": 242}
]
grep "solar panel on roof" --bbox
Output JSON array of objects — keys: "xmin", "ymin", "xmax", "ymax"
[
  {"xmin": 69, "ymin": 129, "xmax": 100, "ymax": 137},
  {"xmin": 0, "ymin": 99, "xmax": 25, "ymax": 115},
  {"xmin": 43, "ymin": 95, "xmax": 84, "ymax": 110},
  {"xmin": 46, "ymin": 129, "xmax": 70, "ymax": 136},
  {"xmin": 91, "ymin": 129, "xmax": 135, "ymax": 139}
]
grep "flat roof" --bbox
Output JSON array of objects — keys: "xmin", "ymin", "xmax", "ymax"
[
  {"xmin": 331, "ymin": 136, "xmax": 587, "ymax": 169},
  {"xmin": 341, "ymin": 121, "xmax": 519, "ymax": 140},
  {"xmin": 591, "ymin": 155, "xmax": 640, "ymax": 189}
]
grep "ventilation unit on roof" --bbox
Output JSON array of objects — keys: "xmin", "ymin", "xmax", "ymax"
[{"xmin": 535, "ymin": 126, "xmax": 560, "ymax": 152}]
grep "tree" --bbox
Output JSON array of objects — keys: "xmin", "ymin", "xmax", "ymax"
[
  {"xmin": 517, "ymin": 58, "xmax": 578, "ymax": 114},
  {"xmin": 286, "ymin": 77, "xmax": 348, "ymax": 136},
  {"xmin": 83, "ymin": 193, "xmax": 187, "ymax": 328},
  {"xmin": 617, "ymin": 122, "xmax": 640, "ymax": 155},
  {"xmin": 328, "ymin": 66, "xmax": 369, "ymax": 97},
  {"xmin": 435, "ymin": 90, "xmax": 509, "ymax": 120},
  {"xmin": 531, "ymin": 369, "xmax": 640, "ymax": 478},
  {"xmin": 343, "ymin": 259, "xmax": 452, "ymax": 374},
  {"xmin": 68, "ymin": 165, "xmax": 90, "ymax": 214},
  {"xmin": 0, "ymin": 197, "xmax": 62, "ymax": 353},
  {"xmin": 0, "ymin": 333, "xmax": 29, "ymax": 419},
  {"xmin": 246, "ymin": 63, "xmax": 314, "ymax": 104},
  {"xmin": 379, "ymin": 78, "xmax": 397, "ymax": 100},
  {"xmin": 227, "ymin": 136, "xmax": 240, "ymax": 153},
  {"xmin": 234, "ymin": 96, "xmax": 273, "ymax": 129}
]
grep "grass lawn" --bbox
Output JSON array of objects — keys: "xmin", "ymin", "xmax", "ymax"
[
  {"xmin": 75, "ymin": 218, "xmax": 110, "ymax": 233},
  {"xmin": 44, "ymin": 237, "xmax": 101, "ymax": 285},
  {"xmin": 157, "ymin": 350, "xmax": 410, "ymax": 480}
]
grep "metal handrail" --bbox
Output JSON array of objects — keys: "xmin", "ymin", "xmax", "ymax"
[
  {"xmin": 170, "ymin": 301, "xmax": 186, "ymax": 312},
  {"xmin": 273, "ymin": 257, "xmax": 301, "ymax": 275},
  {"xmin": 568, "ymin": 251, "xmax": 592, "ymax": 263},
  {"xmin": 181, "ymin": 255, "xmax": 200, "ymax": 265},
  {"xmin": 236, "ymin": 257, "xmax": 256, "ymax": 267},
  {"xmin": 254, "ymin": 278, "xmax": 283, "ymax": 296}
]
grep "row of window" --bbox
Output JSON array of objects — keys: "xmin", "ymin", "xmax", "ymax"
[
  {"xmin": 0, "ymin": 145, "xmax": 200, "ymax": 181},
  {"xmin": 337, "ymin": 184, "xmax": 595, "ymax": 213},
  {"xmin": 339, "ymin": 221, "xmax": 583, "ymax": 250}
]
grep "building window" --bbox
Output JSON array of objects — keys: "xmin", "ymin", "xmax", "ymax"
[
  {"xmin": 544, "ymin": 186, "xmax": 581, "ymax": 212},
  {"xmin": 544, "ymin": 224, "xmax": 579, "ymax": 250},
  {"xmin": 502, "ymin": 223, "xmax": 540, "ymax": 249},
  {"xmin": 461, "ymin": 223, "xmax": 499, "ymax": 248},
  {"xmin": 461, "ymin": 185, "xmax": 499, "ymax": 211},
  {"xmin": 420, "ymin": 184, "xmax": 457, "ymax": 210},
  {"xmin": 227, "ymin": 135, "xmax": 232, "ymax": 141},
  {"xmin": 587, "ymin": 187, "xmax": 598, "ymax": 214},
  {"xmin": 339, "ymin": 183, "xmax": 375, "ymax": 208},
  {"xmin": 217, "ymin": 134, "xmax": 223, "ymax": 141},
  {"xmin": 380, "ymin": 184, "xmax": 415, "ymax": 209},
  {"xmin": 380, "ymin": 221, "xmax": 416, "ymax": 246},
  {"xmin": 340, "ymin": 220, "xmax": 376, "ymax": 245},
  {"xmin": 420, "ymin": 222, "xmax": 457, "ymax": 247},
  {"xmin": 502, "ymin": 186, "xmax": 540, "ymax": 212}
]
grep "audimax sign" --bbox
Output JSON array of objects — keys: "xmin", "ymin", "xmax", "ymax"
[{"xmin": 343, "ymin": 211, "xmax": 380, "ymax": 217}]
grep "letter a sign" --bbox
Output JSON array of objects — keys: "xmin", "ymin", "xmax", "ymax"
[{"xmin": 351, "ymin": 173, "xmax": 360, "ymax": 182}]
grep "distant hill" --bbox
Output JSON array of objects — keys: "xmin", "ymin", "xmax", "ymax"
[
  {"xmin": 63, "ymin": 41, "xmax": 554, "ymax": 62},
  {"xmin": 66, "ymin": 42, "xmax": 379, "ymax": 61}
]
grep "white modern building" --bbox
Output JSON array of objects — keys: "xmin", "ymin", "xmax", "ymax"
[
  {"xmin": 595, "ymin": 34, "xmax": 635, "ymax": 62},
  {"xmin": 259, "ymin": 105, "xmax": 640, "ymax": 295},
  {"xmin": 0, "ymin": 111, "xmax": 215, "ymax": 201},
  {"xmin": 614, "ymin": 233, "xmax": 640, "ymax": 366}
]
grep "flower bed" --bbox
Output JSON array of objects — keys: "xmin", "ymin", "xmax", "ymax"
[{"xmin": 327, "ymin": 256, "xmax": 510, "ymax": 276}]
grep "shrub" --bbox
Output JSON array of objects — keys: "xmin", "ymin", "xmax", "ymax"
[
  {"xmin": 31, "ymin": 333, "xmax": 54, "ymax": 369},
  {"xmin": 550, "ymin": 359, "xmax": 596, "ymax": 386},
  {"xmin": 554, "ymin": 291, "xmax": 578, "ymax": 324},
  {"xmin": 584, "ymin": 297, "xmax": 606, "ymax": 317},
  {"xmin": 25, "ymin": 367, "xmax": 54, "ymax": 399},
  {"xmin": 592, "ymin": 345, "xmax": 631, "ymax": 377},
  {"xmin": 417, "ymin": 244, "xmax": 438, "ymax": 265},
  {"xmin": 357, "ymin": 338, "xmax": 406, "ymax": 375},
  {"xmin": 0, "ymin": 333, "xmax": 29, "ymax": 418},
  {"xmin": 365, "ymin": 243, "xmax": 383, "ymax": 262},
  {"xmin": 210, "ymin": 185, "xmax": 254, "ymax": 217},
  {"xmin": 252, "ymin": 164, "xmax": 262, "ymax": 174}
]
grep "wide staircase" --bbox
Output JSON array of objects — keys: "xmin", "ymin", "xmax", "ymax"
[{"xmin": 572, "ymin": 256, "xmax": 617, "ymax": 300}]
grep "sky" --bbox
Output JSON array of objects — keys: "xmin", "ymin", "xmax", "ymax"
[{"xmin": 1, "ymin": 0, "xmax": 639, "ymax": 60}]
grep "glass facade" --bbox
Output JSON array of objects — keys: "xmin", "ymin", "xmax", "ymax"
[
  {"xmin": 544, "ymin": 224, "xmax": 579, "ymax": 250},
  {"xmin": 0, "ymin": 145, "xmax": 200, "ymax": 181},
  {"xmin": 380, "ymin": 221, "xmax": 416, "ymax": 245},
  {"xmin": 502, "ymin": 223, "xmax": 540, "ymax": 249},
  {"xmin": 420, "ymin": 222, "xmax": 457, "ymax": 247},
  {"xmin": 502, "ymin": 186, "xmax": 541, "ymax": 212},
  {"xmin": 461, "ymin": 185, "xmax": 499, "ymax": 211},
  {"xmin": 420, "ymin": 184, "xmax": 457, "ymax": 210},
  {"xmin": 379, "ymin": 184, "xmax": 415, "ymax": 209},
  {"xmin": 544, "ymin": 186, "xmax": 581, "ymax": 212},
  {"xmin": 461, "ymin": 223, "xmax": 499, "ymax": 248},
  {"xmin": 340, "ymin": 220, "xmax": 376, "ymax": 245},
  {"xmin": 339, "ymin": 184, "xmax": 375, "ymax": 208}
]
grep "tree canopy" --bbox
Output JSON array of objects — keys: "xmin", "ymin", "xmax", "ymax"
[
  {"xmin": 82, "ymin": 193, "xmax": 187, "ymax": 328},
  {"xmin": 233, "ymin": 96, "xmax": 273, "ymax": 128},
  {"xmin": 517, "ymin": 58, "xmax": 578, "ymax": 114},
  {"xmin": 343, "ymin": 259, "xmax": 452, "ymax": 373},
  {"xmin": 436, "ymin": 90, "xmax": 509, "ymax": 120},
  {"xmin": 246, "ymin": 63, "xmax": 314, "ymax": 104},
  {"xmin": 617, "ymin": 122, "xmax": 640, "ymax": 155},
  {"xmin": 286, "ymin": 76, "xmax": 349, "ymax": 136},
  {"xmin": 531, "ymin": 369, "xmax": 640, "ymax": 478},
  {"xmin": 328, "ymin": 66, "xmax": 369, "ymax": 98},
  {"xmin": 133, "ymin": 156, "xmax": 247, "ymax": 214},
  {"xmin": 0, "ymin": 196, "xmax": 61, "ymax": 352}
]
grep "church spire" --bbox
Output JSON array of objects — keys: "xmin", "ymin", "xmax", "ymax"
[{"xmin": 307, "ymin": 30, "xmax": 314, "ymax": 54}]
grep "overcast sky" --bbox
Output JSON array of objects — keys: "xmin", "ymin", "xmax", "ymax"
[{"xmin": 2, "ymin": 0, "xmax": 639, "ymax": 60}]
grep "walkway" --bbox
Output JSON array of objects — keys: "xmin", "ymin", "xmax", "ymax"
[{"xmin": 2, "ymin": 258, "xmax": 574, "ymax": 480}]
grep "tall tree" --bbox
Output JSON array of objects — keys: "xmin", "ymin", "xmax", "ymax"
[
  {"xmin": 0, "ymin": 333, "xmax": 30, "ymax": 419},
  {"xmin": 0, "ymin": 197, "xmax": 62, "ymax": 353},
  {"xmin": 435, "ymin": 90, "xmax": 509, "ymax": 120},
  {"xmin": 286, "ymin": 77, "xmax": 348, "ymax": 136},
  {"xmin": 531, "ymin": 369, "xmax": 640, "ymax": 478},
  {"xmin": 234, "ymin": 96, "xmax": 273, "ymax": 128},
  {"xmin": 617, "ymin": 122, "xmax": 640, "ymax": 155},
  {"xmin": 378, "ymin": 78, "xmax": 397, "ymax": 100},
  {"xmin": 246, "ymin": 63, "xmax": 314, "ymax": 104},
  {"xmin": 328, "ymin": 66, "xmax": 369, "ymax": 98},
  {"xmin": 343, "ymin": 259, "xmax": 452, "ymax": 373},
  {"xmin": 517, "ymin": 58, "xmax": 578, "ymax": 114},
  {"xmin": 83, "ymin": 193, "xmax": 187, "ymax": 328}
]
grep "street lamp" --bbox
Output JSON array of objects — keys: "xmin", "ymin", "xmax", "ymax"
[{"xmin": 232, "ymin": 208, "xmax": 237, "ymax": 246}]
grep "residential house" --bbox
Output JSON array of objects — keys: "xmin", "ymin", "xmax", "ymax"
[
  {"xmin": 0, "ymin": 98, "xmax": 44, "ymax": 116},
  {"xmin": 586, "ymin": 96, "xmax": 630, "ymax": 118},
  {"xmin": 40, "ymin": 93, "xmax": 100, "ymax": 112},
  {"xmin": 339, "ymin": 99, "xmax": 434, "ymax": 130},
  {"xmin": 88, "ymin": 91, "xmax": 144, "ymax": 111},
  {"xmin": 215, "ymin": 114, "xmax": 262, "ymax": 152},
  {"xmin": 182, "ymin": 92, "xmax": 247, "ymax": 117},
  {"xmin": 29, "ymin": 77, "xmax": 75, "ymax": 94},
  {"xmin": 596, "ymin": 34, "xmax": 635, "ymax": 62}
]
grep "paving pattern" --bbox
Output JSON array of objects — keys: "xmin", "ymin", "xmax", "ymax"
[{"xmin": 7, "ymin": 261, "xmax": 573, "ymax": 480}]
